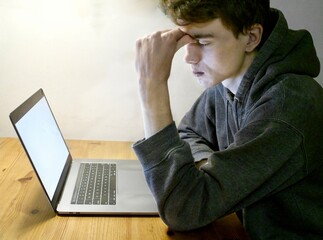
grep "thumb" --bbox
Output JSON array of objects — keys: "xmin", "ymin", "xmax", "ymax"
[{"xmin": 176, "ymin": 34, "xmax": 196, "ymax": 52}]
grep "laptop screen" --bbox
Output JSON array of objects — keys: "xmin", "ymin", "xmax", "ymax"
[{"xmin": 12, "ymin": 91, "xmax": 69, "ymax": 201}]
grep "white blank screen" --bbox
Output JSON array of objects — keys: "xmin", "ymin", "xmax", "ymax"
[{"xmin": 15, "ymin": 97, "xmax": 68, "ymax": 200}]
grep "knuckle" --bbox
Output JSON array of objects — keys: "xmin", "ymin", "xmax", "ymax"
[{"xmin": 136, "ymin": 38, "xmax": 142, "ymax": 45}]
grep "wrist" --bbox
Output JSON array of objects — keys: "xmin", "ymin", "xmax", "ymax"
[
  {"xmin": 138, "ymin": 81, "xmax": 173, "ymax": 138},
  {"xmin": 139, "ymin": 80, "xmax": 170, "ymax": 111}
]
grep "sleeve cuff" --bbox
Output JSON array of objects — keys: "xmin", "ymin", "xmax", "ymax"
[{"xmin": 132, "ymin": 122, "xmax": 181, "ymax": 171}]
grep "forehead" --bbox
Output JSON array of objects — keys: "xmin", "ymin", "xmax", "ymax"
[{"xmin": 179, "ymin": 18, "xmax": 230, "ymax": 39}]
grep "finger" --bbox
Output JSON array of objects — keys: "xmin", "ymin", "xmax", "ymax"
[
  {"xmin": 176, "ymin": 34, "xmax": 196, "ymax": 52},
  {"xmin": 162, "ymin": 28, "xmax": 186, "ymax": 41},
  {"xmin": 160, "ymin": 28, "xmax": 195, "ymax": 52},
  {"xmin": 159, "ymin": 29, "xmax": 172, "ymax": 34}
]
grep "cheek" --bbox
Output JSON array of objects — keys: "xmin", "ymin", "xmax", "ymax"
[
  {"xmin": 203, "ymin": 45, "xmax": 246, "ymax": 76},
  {"xmin": 202, "ymin": 49, "xmax": 231, "ymax": 74}
]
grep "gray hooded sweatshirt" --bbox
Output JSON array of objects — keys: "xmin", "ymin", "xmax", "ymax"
[{"xmin": 133, "ymin": 9, "xmax": 323, "ymax": 239}]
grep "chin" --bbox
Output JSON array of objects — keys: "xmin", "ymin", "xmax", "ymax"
[{"xmin": 197, "ymin": 78, "xmax": 219, "ymax": 89}]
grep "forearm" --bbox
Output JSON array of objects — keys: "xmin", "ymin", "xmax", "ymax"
[
  {"xmin": 133, "ymin": 123, "xmax": 221, "ymax": 231},
  {"xmin": 139, "ymin": 82, "xmax": 173, "ymax": 138},
  {"xmin": 135, "ymin": 28, "xmax": 195, "ymax": 138}
]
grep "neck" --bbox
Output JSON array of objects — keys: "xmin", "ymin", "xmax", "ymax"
[
  {"xmin": 222, "ymin": 51, "xmax": 257, "ymax": 95},
  {"xmin": 222, "ymin": 75, "xmax": 243, "ymax": 95}
]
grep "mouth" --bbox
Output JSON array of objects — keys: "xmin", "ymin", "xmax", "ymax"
[{"xmin": 192, "ymin": 71, "xmax": 205, "ymax": 78}]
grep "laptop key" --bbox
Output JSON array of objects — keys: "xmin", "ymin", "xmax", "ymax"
[
  {"xmin": 72, "ymin": 163, "xmax": 117, "ymax": 205},
  {"xmin": 71, "ymin": 163, "xmax": 85, "ymax": 204},
  {"xmin": 109, "ymin": 164, "xmax": 117, "ymax": 205}
]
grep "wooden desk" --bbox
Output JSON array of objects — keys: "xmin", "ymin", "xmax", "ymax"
[{"xmin": 0, "ymin": 138, "xmax": 249, "ymax": 240}]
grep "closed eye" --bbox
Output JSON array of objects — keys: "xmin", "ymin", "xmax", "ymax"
[{"xmin": 197, "ymin": 40, "xmax": 210, "ymax": 46}]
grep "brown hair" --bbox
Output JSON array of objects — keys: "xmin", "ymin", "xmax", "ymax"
[{"xmin": 160, "ymin": 0, "xmax": 270, "ymax": 46}]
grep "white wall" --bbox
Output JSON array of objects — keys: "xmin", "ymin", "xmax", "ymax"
[{"xmin": 1, "ymin": 0, "xmax": 322, "ymax": 141}]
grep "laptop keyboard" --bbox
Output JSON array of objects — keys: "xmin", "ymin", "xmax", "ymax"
[{"xmin": 71, "ymin": 163, "xmax": 116, "ymax": 205}]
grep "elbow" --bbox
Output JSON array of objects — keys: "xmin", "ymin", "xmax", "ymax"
[
  {"xmin": 161, "ymin": 213, "xmax": 198, "ymax": 232},
  {"xmin": 158, "ymin": 203, "xmax": 212, "ymax": 232}
]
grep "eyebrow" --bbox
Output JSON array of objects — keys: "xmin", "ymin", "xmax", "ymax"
[{"xmin": 191, "ymin": 33, "xmax": 215, "ymax": 39}]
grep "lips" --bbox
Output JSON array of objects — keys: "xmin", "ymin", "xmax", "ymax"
[{"xmin": 193, "ymin": 71, "xmax": 204, "ymax": 77}]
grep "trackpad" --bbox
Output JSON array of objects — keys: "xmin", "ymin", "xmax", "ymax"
[{"xmin": 118, "ymin": 170, "xmax": 151, "ymax": 195}]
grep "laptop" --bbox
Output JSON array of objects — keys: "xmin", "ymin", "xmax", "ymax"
[{"xmin": 9, "ymin": 89, "xmax": 158, "ymax": 215}]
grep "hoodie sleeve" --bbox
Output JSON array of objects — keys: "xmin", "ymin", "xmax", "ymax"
[
  {"xmin": 133, "ymin": 118, "xmax": 305, "ymax": 231},
  {"xmin": 178, "ymin": 88, "xmax": 219, "ymax": 162}
]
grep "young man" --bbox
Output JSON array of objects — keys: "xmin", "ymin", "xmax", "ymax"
[{"xmin": 134, "ymin": 0, "xmax": 323, "ymax": 239}]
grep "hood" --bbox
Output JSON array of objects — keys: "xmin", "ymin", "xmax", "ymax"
[{"xmin": 235, "ymin": 9, "xmax": 321, "ymax": 102}]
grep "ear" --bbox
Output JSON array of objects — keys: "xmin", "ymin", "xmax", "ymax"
[{"xmin": 245, "ymin": 24, "xmax": 263, "ymax": 52}]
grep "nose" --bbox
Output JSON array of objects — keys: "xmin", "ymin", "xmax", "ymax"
[{"xmin": 185, "ymin": 43, "xmax": 202, "ymax": 64}]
